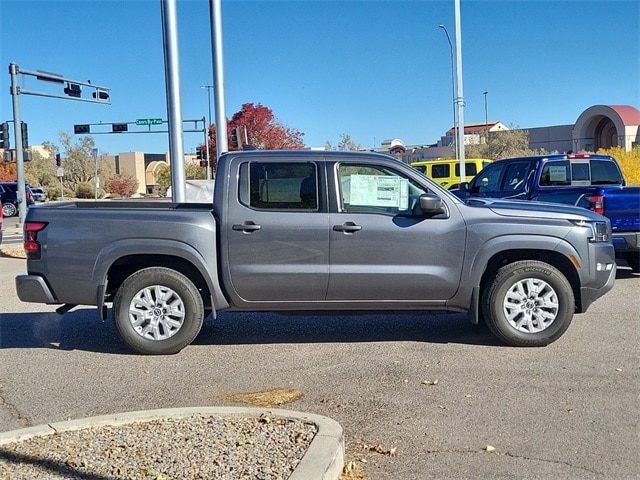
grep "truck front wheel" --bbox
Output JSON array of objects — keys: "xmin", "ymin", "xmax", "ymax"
[
  {"xmin": 482, "ymin": 260, "xmax": 574, "ymax": 347},
  {"xmin": 113, "ymin": 267, "xmax": 204, "ymax": 355}
]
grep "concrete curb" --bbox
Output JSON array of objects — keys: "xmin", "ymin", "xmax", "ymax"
[{"xmin": 0, "ymin": 407, "xmax": 344, "ymax": 480}]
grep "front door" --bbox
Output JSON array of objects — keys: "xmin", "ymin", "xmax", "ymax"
[{"xmin": 327, "ymin": 162, "xmax": 466, "ymax": 302}]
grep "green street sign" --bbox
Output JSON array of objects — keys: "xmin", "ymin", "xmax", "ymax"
[{"xmin": 135, "ymin": 118, "xmax": 163, "ymax": 126}]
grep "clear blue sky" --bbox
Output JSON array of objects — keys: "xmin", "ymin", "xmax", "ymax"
[{"xmin": 1, "ymin": 0, "xmax": 638, "ymax": 156}]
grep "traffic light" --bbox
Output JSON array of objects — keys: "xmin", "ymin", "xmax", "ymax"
[
  {"xmin": 56, "ymin": 154, "xmax": 61, "ymax": 167},
  {"xmin": 230, "ymin": 127, "xmax": 239, "ymax": 149},
  {"xmin": 64, "ymin": 82, "xmax": 82, "ymax": 98},
  {"xmin": 21, "ymin": 122, "xmax": 28, "ymax": 148},
  {"xmin": 0, "ymin": 122, "xmax": 9, "ymax": 149},
  {"xmin": 198, "ymin": 146, "xmax": 208, "ymax": 167},
  {"xmin": 74, "ymin": 124, "xmax": 90, "ymax": 134},
  {"xmin": 92, "ymin": 89, "xmax": 109, "ymax": 101},
  {"xmin": 112, "ymin": 123, "xmax": 128, "ymax": 132}
]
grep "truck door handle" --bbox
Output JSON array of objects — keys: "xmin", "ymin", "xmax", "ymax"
[
  {"xmin": 333, "ymin": 222, "xmax": 362, "ymax": 233},
  {"xmin": 232, "ymin": 222, "xmax": 262, "ymax": 232}
]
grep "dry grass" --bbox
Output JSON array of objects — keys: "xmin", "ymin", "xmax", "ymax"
[
  {"xmin": 0, "ymin": 247, "xmax": 26, "ymax": 259},
  {"xmin": 223, "ymin": 388, "xmax": 303, "ymax": 407}
]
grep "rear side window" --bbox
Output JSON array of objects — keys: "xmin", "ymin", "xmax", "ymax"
[
  {"xmin": 455, "ymin": 162, "xmax": 480, "ymax": 176},
  {"xmin": 240, "ymin": 162, "xmax": 318, "ymax": 210},
  {"xmin": 590, "ymin": 160, "xmax": 623, "ymax": 185},
  {"xmin": 432, "ymin": 164, "xmax": 450, "ymax": 179}
]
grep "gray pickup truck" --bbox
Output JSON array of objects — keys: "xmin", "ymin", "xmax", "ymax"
[{"xmin": 16, "ymin": 150, "xmax": 617, "ymax": 354}]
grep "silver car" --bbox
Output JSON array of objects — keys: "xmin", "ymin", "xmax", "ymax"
[{"xmin": 30, "ymin": 187, "xmax": 46, "ymax": 202}]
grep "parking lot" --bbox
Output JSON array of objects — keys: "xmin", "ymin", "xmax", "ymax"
[{"xmin": 0, "ymin": 254, "xmax": 638, "ymax": 479}]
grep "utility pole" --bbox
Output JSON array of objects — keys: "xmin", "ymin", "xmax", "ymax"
[
  {"xmin": 209, "ymin": 0, "xmax": 228, "ymax": 157},
  {"xmin": 201, "ymin": 85, "xmax": 213, "ymax": 180},
  {"xmin": 161, "ymin": 0, "xmax": 186, "ymax": 202},
  {"xmin": 454, "ymin": 0, "xmax": 465, "ymax": 183}
]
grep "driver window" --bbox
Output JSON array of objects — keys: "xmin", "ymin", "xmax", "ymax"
[
  {"xmin": 472, "ymin": 163, "xmax": 504, "ymax": 192},
  {"xmin": 337, "ymin": 163, "xmax": 427, "ymax": 215}
]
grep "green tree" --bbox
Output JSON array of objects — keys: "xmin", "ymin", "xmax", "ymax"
[
  {"xmin": 337, "ymin": 134, "xmax": 361, "ymax": 151},
  {"xmin": 52, "ymin": 133, "xmax": 113, "ymax": 194},
  {"xmin": 24, "ymin": 142, "xmax": 58, "ymax": 188},
  {"xmin": 155, "ymin": 164, "xmax": 171, "ymax": 196}
]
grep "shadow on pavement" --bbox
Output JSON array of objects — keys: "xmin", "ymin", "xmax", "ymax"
[
  {"xmin": 1, "ymin": 264, "xmax": 634, "ymax": 354},
  {"xmin": 0, "ymin": 308, "xmax": 500, "ymax": 354}
]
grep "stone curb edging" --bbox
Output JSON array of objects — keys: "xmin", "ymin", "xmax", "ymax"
[{"xmin": 0, "ymin": 407, "xmax": 345, "ymax": 480}]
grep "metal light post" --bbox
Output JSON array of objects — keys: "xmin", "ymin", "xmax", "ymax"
[
  {"xmin": 200, "ymin": 85, "xmax": 213, "ymax": 180},
  {"xmin": 439, "ymin": 24, "xmax": 457, "ymax": 163},
  {"xmin": 483, "ymin": 91, "xmax": 488, "ymax": 129},
  {"xmin": 93, "ymin": 147, "xmax": 98, "ymax": 200}
]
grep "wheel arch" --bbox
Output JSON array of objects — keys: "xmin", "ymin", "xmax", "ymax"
[
  {"xmin": 93, "ymin": 239, "xmax": 228, "ymax": 314},
  {"xmin": 452, "ymin": 235, "xmax": 584, "ymax": 322},
  {"xmin": 479, "ymin": 249, "xmax": 581, "ymax": 311}
]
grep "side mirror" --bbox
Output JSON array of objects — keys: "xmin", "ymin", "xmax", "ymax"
[
  {"xmin": 458, "ymin": 182, "xmax": 469, "ymax": 192},
  {"xmin": 419, "ymin": 193, "xmax": 445, "ymax": 214}
]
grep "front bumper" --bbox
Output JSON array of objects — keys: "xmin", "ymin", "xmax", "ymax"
[{"xmin": 578, "ymin": 242, "xmax": 617, "ymax": 312}]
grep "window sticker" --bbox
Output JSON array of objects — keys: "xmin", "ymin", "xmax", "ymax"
[
  {"xmin": 548, "ymin": 166, "xmax": 568, "ymax": 182},
  {"xmin": 349, "ymin": 175, "xmax": 409, "ymax": 208}
]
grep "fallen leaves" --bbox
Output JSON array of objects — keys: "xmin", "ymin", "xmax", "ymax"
[
  {"xmin": 224, "ymin": 388, "xmax": 302, "ymax": 407},
  {"xmin": 0, "ymin": 247, "xmax": 26, "ymax": 259}
]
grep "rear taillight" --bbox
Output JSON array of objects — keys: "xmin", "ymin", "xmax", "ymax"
[
  {"xmin": 23, "ymin": 221, "xmax": 47, "ymax": 260},
  {"xmin": 585, "ymin": 195, "xmax": 604, "ymax": 215}
]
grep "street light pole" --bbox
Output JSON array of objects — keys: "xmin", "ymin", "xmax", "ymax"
[
  {"xmin": 200, "ymin": 85, "xmax": 213, "ymax": 180},
  {"xmin": 439, "ymin": 24, "xmax": 457, "ymax": 163},
  {"xmin": 483, "ymin": 90, "xmax": 488, "ymax": 129}
]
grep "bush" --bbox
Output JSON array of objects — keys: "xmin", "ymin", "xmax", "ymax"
[
  {"xmin": 108, "ymin": 173, "xmax": 139, "ymax": 198},
  {"xmin": 597, "ymin": 146, "xmax": 640, "ymax": 185},
  {"xmin": 76, "ymin": 182, "xmax": 94, "ymax": 199}
]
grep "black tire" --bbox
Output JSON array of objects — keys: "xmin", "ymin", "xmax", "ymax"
[
  {"xmin": 113, "ymin": 267, "xmax": 204, "ymax": 355},
  {"xmin": 2, "ymin": 201, "xmax": 17, "ymax": 217},
  {"xmin": 482, "ymin": 260, "xmax": 574, "ymax": 347},
  {"xmin": 625, "ymin": 253, "xmax": 640, "ymax": 273}
]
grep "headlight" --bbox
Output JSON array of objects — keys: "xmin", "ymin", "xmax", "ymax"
[{"xmin": 572, "ymin": 220, "xmax": 611, "ymax": 243}]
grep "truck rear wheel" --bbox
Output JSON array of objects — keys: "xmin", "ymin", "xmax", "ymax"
[
  {"xmin": 482, "ymin": 260, "xmax": 574, "ymax": 347},
  {"xmin": 113, "ymin": 267, "xmax": 204, "ymax": 355}
]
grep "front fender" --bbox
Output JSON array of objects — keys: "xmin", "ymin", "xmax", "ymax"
[{"xmin": 448, "ymin": 233, "xmax": 582, "ymax": 311}]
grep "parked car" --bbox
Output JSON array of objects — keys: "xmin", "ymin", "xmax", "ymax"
[
  {"xmin": 411, "ymin": 158, "xmax": 493, "ymax": 190},
  {"xmin": 0, "ymin": 182, "xmax": 36, "ymax": 217},
  {"xmin": 0, "ymin": 199, "xmax": 3, "ymax": 246},
  {"xmin": 30, "ymin": 187, "xmax": 46, "ymax": 202}
]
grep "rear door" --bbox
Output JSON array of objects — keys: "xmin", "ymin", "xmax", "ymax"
[
  {"xmin": 326, "ymin": 161, "xmax": 466, "ymax": 301},
  {"xmin": 224, "ymin": 159, "xmax": 330, "ymax": 304}
]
